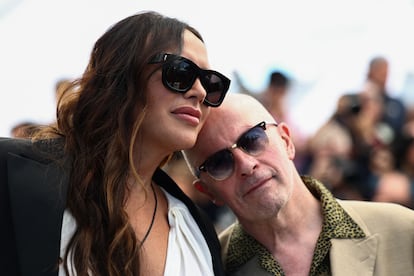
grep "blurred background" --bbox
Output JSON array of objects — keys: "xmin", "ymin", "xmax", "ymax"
[
  {"xmin": 1, "ymin": 0, "xmax": 413, "ymax": 137},
  {"xmin": 2, "ymin": 0, "xmax": 414, "ymax": 228}
]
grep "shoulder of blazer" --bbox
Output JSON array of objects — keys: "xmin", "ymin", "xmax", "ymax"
[
  {"xmin": 0, "ymin": 137, "xmax": 69, "ymax": 276},
  {"xmin": 0, "ymin": 137, "xmax": 66, "ymax": 159},
  {"xmin": 338, "ymin": 199, "xmax": 414, "ymax": 234}
]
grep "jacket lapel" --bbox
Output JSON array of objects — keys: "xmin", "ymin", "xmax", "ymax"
[
  {"xmin": 330, "ymin": 234, "xmax": 378, "ymax": 276},
  {"xmin": 7, "ymin": 152, "xmax": 68, "ymax": 276},
  {"xmin": 154, "ymin": 168, "xmax": 225, "ymax": 276}
]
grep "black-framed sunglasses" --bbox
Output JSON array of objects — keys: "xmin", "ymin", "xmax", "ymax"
[
  {"xmin": 149, "ymin": 53, "xmax": 230, "ymax": 107},
  {"xmin": 197, "ymin": 121, "xmax": 278, "ymax": 181}
]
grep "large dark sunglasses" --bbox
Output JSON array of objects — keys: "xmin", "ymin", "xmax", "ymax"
[
  {"xmin": 149, "ymin": 53, "xmax": 230, "ymax": 107},
  {"xmin": 197, "ymin": 121, "xmax": 278, "ymax": 181}
]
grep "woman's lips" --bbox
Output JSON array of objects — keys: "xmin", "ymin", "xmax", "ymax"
[{"xmin": 172, "ymin": 106, "xmax": 201, "ymax": 126}]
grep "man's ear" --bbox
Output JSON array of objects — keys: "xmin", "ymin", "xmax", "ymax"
[
  {"xmin": 278, "ymin": 122, "xmax": 296, "ymax": 159},
  {"xmin": 193, "ymin": 179, "xmax": 224, "ymax": 206}
]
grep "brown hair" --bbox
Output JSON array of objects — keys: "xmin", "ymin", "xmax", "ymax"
[{"xmin": 35, "ymin": 11, "xmax": 203, "ymax": 275}]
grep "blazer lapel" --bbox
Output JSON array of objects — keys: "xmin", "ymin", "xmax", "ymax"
[
  {"xmin": 7, "ymin": 152, "xmax": 68, "ymax": 276},
  {"xmin": 330, "ymin": 234, "xmax": 378, "ymax": 276}
]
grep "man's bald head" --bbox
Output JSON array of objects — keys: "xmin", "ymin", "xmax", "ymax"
[
  {"xmin": 203, "ymin": 93, "xmax": 275, "ymax": 129},
  {"xmin": 184, "ymin": 93, "xmax": 277, "ymax": 175}
]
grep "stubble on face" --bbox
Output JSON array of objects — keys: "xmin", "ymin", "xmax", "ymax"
[{"xmin": 230, "ymin": 168, "xmax": 291, "ymax": 223}]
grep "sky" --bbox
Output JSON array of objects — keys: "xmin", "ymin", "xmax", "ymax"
[{"xmin": 1, "ymin": 0, "xmax": 414, "ymax": 137}]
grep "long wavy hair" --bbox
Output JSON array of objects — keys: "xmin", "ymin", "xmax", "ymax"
[{"xmin": 35, "ymin": 11, "xmax": 203, "ymax": 275}]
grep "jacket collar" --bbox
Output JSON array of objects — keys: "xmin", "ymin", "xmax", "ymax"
[{"xmin": 330, "ymin": 199, "xmax": 380, "ymax": 276}]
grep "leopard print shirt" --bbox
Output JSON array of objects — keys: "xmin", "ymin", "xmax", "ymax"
[{"xmin": 225, "ymin": 176, "xmax": 366, "ymax": 276}]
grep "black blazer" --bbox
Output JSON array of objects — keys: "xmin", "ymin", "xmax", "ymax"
[{"xmin": 0, "ymin": 138, "xmax": 224, "ymax": 276}]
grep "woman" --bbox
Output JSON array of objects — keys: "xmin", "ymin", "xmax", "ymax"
[{"xmin": 0, "ymin": 11, "xmax": 230, "ymax": 276}]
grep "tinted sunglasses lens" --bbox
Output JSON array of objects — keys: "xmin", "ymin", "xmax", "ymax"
[
  {"xmin": 201, "ymin": 73, "xmax": 227, "ymax": 106},
  {"xmin": 205, "ymin": 150, "xmax": 234, "ymax": 180},
  {"xmin": 163, "ymin": 59, "xmax": 196, "ymax": 92},
  {"xmin": 239, "ymin": 126, "xmax": 268, "ymax": 155}
]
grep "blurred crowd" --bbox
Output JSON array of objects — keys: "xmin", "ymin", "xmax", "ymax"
[
  {"xmin": 242, "ymin": 56, "xmax": 414, "ymax": 211},
  {"xmin": 303, "ymin": 56, "xmax": 413, "ymax": 209},
  {"xmin": 9, "ymin": 55, "xmax": 414, "ymax": 231}
]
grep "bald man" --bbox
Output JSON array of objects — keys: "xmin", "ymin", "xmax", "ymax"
[{"xmin": 184, "ymin": 93, "xmax": 414, "ymax": 276}]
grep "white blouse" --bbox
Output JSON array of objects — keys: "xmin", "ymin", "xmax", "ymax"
[{"xmin": 59, "ymin": 188, "xmax": 214, "ymax": 276}]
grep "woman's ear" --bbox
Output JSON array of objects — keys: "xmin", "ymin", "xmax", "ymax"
[{"xmin": 193, "ymin": 179, "xmax": 224, "ymax": 206}]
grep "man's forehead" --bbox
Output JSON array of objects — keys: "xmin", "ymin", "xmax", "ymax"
[{"xmin": 207, "ymin": 107, "xmax": 262, "ymax": 128}]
